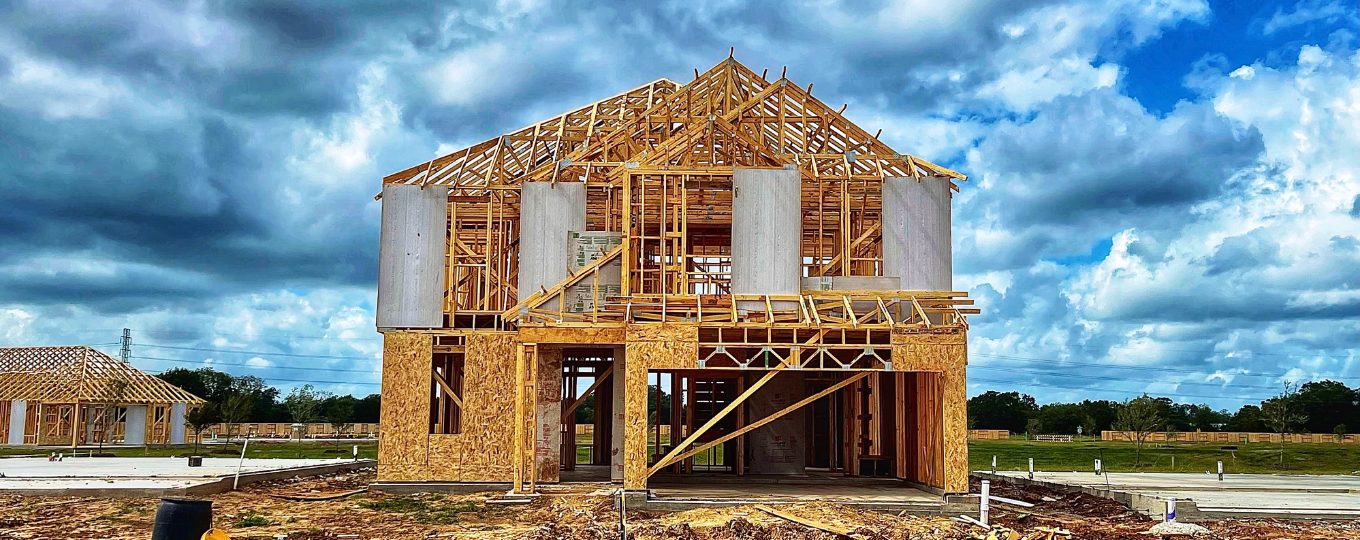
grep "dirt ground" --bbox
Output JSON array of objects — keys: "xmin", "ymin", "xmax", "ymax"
[{"xmin": 1, "ymin": 471, "xmax": 1358, "ymax": 539}]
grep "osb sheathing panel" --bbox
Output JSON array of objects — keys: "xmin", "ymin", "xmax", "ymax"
[
  {"xmin": 385, "ymin": 332, "xmax": 519, "ymax": 483},
  {"xmin": 518, "ymin": 326, "xmax": 625, "ymax": 344},
  {"xmin": 625, "ymin": 324, "xmax": 698, "ymax": 370},
  {"xmin": 893, "ymin": 331, "xmax": 968, "ymax": 493},
  {"xmin": 535, "ymin": 347, "xmax": 563, "ymax": 482},
  {"xmin": 378, "ymin": 332, "xmax": 431, "ymax": 481},
  {"xmin": 451, "ymin": 332, "xmax": 519, "ymax": 481},
  {"xmin": 891, "ymin": 329, "xmax": 965, "ymax": 371},
  {"xmin": 622, "ymin": 341, "xmax": 650, "ymax": 489}
]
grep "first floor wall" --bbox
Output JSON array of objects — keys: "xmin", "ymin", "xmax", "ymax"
[
  {"xmin": 378, "ymin": 332, "xmax": 520, "ymax": 482},
  {"xmin": 377, "ymin": 326, "xmax": 969, "ymax": 493}
]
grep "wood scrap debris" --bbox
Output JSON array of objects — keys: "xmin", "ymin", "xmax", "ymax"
[
  {"xmin": 970, "ymin": 526, "xmax": 1071, "ymax": 540},
  {"xmin": 269, "ymin": 488, "xmax": 368, "ymax": 501},
  {"xmin": 754, "ymin": 504, "xmax": 857, "ymax": 536}
]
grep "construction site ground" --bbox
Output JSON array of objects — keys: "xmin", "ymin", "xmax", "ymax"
[{"xmin": 3, "ymin": 469, "xmax": 1359, "ymax": 539}]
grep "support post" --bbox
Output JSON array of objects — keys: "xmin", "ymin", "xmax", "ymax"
[{"xmin": 622, "ymin": 351, "xmax": 649, "ymax": 490}]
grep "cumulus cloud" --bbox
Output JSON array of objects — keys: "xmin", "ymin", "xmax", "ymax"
[
  {"xmin": 965, "ymin": 42, "xmax": 1359, "ymax": 405},
  {"xmin": 0, "ymin": 0, "xmax": 1353, "ymax": 406},
  {"xmin": 956, "ymin": 89, "xmax": 1263, "ymax": 271}
]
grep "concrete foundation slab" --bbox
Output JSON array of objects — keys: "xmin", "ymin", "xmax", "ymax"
[
  {"xmin": 979, "ymin": 471, "xmax": 1360, "ymax": 521},
  {"xmin": 0, "ymin": 457, "xmax": 374, "ymax": 497}
]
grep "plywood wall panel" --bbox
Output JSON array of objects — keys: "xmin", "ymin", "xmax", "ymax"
[
  {"xmin": 518, "ymin": 326, "xmax": 625, "ymax": 344},
  {"xmin": 622, "ymin": 342, "xmax": 650, "ymax": 489},
  {"xmin": 940, "ymin": 340, "xmax": 968, "ymax": 493},
  {"xmin": 378, "ymin": 332, "xmax": 431, "ymax": 481},
  {"xmin": 457, "ymin": 333, "xmax": 519, "ymax": 481},
  {"xmin": 892, "ymin": 330, "xmax": 967, "ymax": 493},
  {"xmin": 626, "ymin": 324, "xmax": 697, "ymax": 369}
]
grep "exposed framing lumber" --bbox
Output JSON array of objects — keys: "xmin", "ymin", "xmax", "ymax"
[
  {"xmin": 432, "ymin": 366, "xmax": 463, "ymax": 408},
  {"xmin": 755, "ymin": 505, "xmax": 854, "ymax": 536},
  {"xmin": 560, "ymin": 364, "xmax": 614, "ymax": 422},
  {"xmin": 650, "ymin": 370, "xmax": 870, "ymax": 474},
  {"xmin": 646, "ymin": 366, "xmax": 785, "ymax": 476}
]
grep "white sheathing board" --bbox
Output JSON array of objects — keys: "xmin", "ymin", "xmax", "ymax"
[
  {"xmin": 123, "ymin": 405, "xmax": 146, "ymax": 446},
  {"xmin": 377, "ymin": 184, "xmax": 449, "ymax": 328},
  {"xmin": 883, "ymin": 176, "xmax": 952, "ymax": 291},
  {"xmin": 518, "ymin": 182, "xmax": 587, "ymax": 302},
  {"xmin": 170, "ymin": 403, "xmax": 187, "ymax": 444},
  {"xmin": 7, "ymin": 400, "xmax": 25, "ymax": 445},
  {"xmin": 566, "ymin": 231, "xmax": 623, "ymax": 313},
  {"xmin": 731, "ymin": 167, "xmax": 801, "ymax": 311},
  {"xmin": 746, "ymin": 371, "xmax": 806, "ymax": 475}
]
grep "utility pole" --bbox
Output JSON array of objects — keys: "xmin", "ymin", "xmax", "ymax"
[{"xmin": 119, "ymin": 328, "xmax": 131, "ymax": 363}]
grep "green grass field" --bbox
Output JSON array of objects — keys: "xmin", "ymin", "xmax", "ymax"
[
  {"xmin": 970, "ymin": 438, "xmax": 1360, "ymax": 475},
  {"xmin": 5, "ymin": 437, "xmax": 1352, "ymax": 476},
  {"xmin": 0, "ymin": 440, "xmax": 378, "ymax": 460}
]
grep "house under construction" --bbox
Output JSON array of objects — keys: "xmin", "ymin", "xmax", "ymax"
[
  {"xmin": 0, "ymin": 346, "xmax": 205, "ymax": 447},
  {"xmin": 374, "ymin": 56, "xmax": 975, "ymax": 503}
]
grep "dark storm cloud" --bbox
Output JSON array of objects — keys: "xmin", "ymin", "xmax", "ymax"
[
  {"xmin": 1204, "ymin": 228, "xmax": 1281, "ymax": 276},
  {"xmin": 956, "ymin": 88, "xmax": 1264, "ymax": 272},
  {"xmin": 0, "ymin": 0, "xmax": 1229, "ymax": 315},
  {"xmin": 976, "ymin": 90, "xmax": 1264, "ymax": 228}
]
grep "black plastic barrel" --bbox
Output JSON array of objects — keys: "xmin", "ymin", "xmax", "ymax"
[{"xmin": 151, "ymin": 498, "xmax": 212, "ymax": 540}]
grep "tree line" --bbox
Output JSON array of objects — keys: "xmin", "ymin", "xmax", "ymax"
[
  {"xmin": 968, "ymin": 379, "xmax": 1359, "ymax": 437},
  {"xmin": 157, "ymin": 368, "xmax": 380, "ymax": 442}
]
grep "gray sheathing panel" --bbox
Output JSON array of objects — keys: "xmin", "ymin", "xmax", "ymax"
[
  {"xmin": 883, "ymin": 177, "xmax": 952, "ymax": 291},
  {"xmin": 7, "ymin": 400, "xmax": 25, "ymax": 445},
  {"xmin": 123, "ymin": 405, "xmax": 146, "ymax": 446},
  {"xmin": 170, "ymin": 402, "xmax": 187, "ymax": 444},
  {"xmin": 377, "ymin": 184, "xmax": 450, "ymax": 329},
  {"xmin": 518, "ymin": 182, "xmax": 587, "ymax": 302},
  {"xmin": 745, "ymin": 371, "xmax": 806, "ymax": 475},
  {"xmin": 731, "ymin": 167, "xmax": 801, "ymax": 310}
]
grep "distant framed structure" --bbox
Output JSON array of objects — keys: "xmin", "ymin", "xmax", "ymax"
[{"xmin": 0, "ymin": 346, "xmax": 205, "ymax": 447}]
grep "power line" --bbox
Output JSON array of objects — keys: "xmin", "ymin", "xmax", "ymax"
[
  {"xmin": 976, "ymin": 365, "xmax": 1291, "ymax": 391},
  {"xmin": 135, "ymin": 328, "xmax": 380, "ymax": 342},
  {"xmin": 966, "ymin": 376, "xmax": 1268, "ymax": 403},
  {"xmin": 138, "ymin": 343, "xmax": 375, "ymax": 361},
  {"xmin": 970, "ymin": 352, "xmax": 1343, "ymax": 380},
  {"xmin": 132, "ymin": 355, "xmax": 379, "ymax": 374},
  {"xmin": 26, "ymin": 328, "xmax": 381, "ymax": 342},
  {"xmin": 149, "ymin": 370, "xmax": 381, "ymax": 387},
  {"xmin": 1051, "ymin": 339, "xmax": 1351, "ymax": 358}
]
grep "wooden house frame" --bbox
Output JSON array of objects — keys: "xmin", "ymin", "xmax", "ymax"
[
  {"xmin": 376, "ymin": 56, "xmax": 974, "ymax": 496},
  {"xmin": 0, "ymin": 346, "xmax": 205, "ymax": 447}
]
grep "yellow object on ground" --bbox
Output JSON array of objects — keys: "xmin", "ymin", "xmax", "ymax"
[{"xmin": 201, "ymin": 529, "xmax": 231, "ymax": 540}]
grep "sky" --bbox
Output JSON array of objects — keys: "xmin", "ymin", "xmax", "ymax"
[{"xmin": 0, "ymin": 0, "xmax": 1356, "ymax": 410}]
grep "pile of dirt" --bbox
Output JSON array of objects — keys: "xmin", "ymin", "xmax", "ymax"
[
  {"xmin": 1207, "ymin": 518, "xmax": 1360, "ymax": 538},
  {"xmin": 971, "ymin": 477, "xmax": 1147, "ymax": 522}
]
